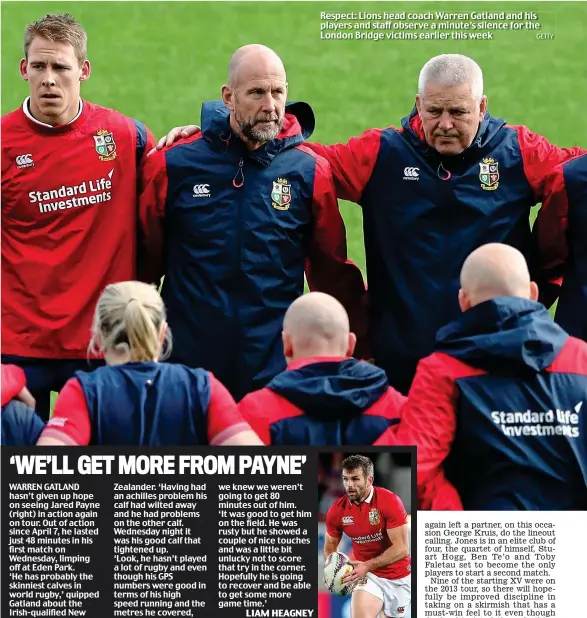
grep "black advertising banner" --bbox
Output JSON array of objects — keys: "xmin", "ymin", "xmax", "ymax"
[{"xmin": 2, "ymin": 447, "xmax": 415, "ymax": 618}]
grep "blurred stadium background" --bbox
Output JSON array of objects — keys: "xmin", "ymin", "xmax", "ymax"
[
  {"xmin": 317, "ymin": 452, "xmax": 412, "ymax": 618},
  {"xmin": 2, "ymin": 1, "xmax": 586, "ymax": 275}
]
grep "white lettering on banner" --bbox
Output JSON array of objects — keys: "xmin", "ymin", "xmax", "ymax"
[
  {"xmin": 491, "ymin": 402, "xmax": 582, "ymax": 438},
  {"xmin": 30, "ymin": 169, "xmax": 115, "ymax": 214}
]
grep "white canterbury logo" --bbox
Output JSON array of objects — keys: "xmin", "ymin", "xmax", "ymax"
[
  {"xmin": 16, "ymin": 154, "xmax": 34, "ymax": 169},
  {"xmin": 403, "ymin": 167, "xmax": 419, "ymax": 179},
  {"xmin": 342, "ymin": 516, "xmax": 354, "ymax": 525},
  {"xmin": 193, "ymin": 183, "xmax": 211, "ymax": 197}
]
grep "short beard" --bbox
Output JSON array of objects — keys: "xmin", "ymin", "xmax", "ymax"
[{"xmin": 236, "ymin": 111, "xmax": 282, "ymax": 144}]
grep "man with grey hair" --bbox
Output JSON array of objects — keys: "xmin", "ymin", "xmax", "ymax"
[
  {"xmin": 376, "ymin": 243, "xmax": 587, "ymax": 512},
  {"xmin": 139, "ymin": 45, "xmax": 367, "ymax": 400},
  {"xmin": 156, "ymin": 53, "xmax": 584, "ymax": 395},
  {"xmin": 237, "ymin": 292, "xmax": 404, "ymax": 445}
]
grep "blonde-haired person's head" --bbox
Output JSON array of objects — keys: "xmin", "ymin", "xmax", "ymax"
[{"xmin": 89, "ymin": 281, "xmax": 172, "ymax": 364}]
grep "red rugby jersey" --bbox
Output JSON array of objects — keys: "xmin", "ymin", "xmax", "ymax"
[
  {"xmin": 1, "ymin": 99, "xmax": 155, "ymax": 359},
  {"xmin": 326, "ymin": 486, "xmax": 411, "ymax": 580}
]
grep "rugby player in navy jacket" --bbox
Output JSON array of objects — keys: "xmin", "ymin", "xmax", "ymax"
[
  {"xmin": 238, "ymin": 293, "xmax": 405, "ymax": 445},
  {"xmin": 158, "ymin": 54, "xmax": 585, "ymax": 395},
  {"xmin": 376, "ymin": 244, "xmax": 587, "ymax": 511},
  {"xmin": 139, "ymin": 45, "xmax": 367, "ymax": 400},
  {"xmin": 533, "ymin": 154, "xmax": 587, "ymax": 340}
]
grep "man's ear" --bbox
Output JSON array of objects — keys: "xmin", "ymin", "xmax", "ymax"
[
  {"xmin": 20, "ymin": 58, "xmax": 28, "ymax": 81},
  {"xmin": 222, "ymin": 85, "xmax": 234, "ymax": 111},
  {"xmin": 79, "ymin": 59, "xmax": 91, "ymax": 82}
]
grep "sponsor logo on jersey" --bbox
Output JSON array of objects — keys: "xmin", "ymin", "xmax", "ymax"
[
  {"xmin": 16, "ymin": 153, "xmax": 34, "ymax": 169},
  {"xmin": 342, "ymin": 516, "xmax": 354, "ymax": 525},
  {"xmin": 94, "ymin": 129, "xmax": 117, "ymax": 161},
  {"xmin": 271, "ymin": 178, "xmax": 292, "ymax": 210},
  {"xmin": 193, "ymin": 184, "xmax": 211, "ymax": 197},
  {"xmin": 403, "ymin": 166, "xmax": 419, "ymax": 180}
]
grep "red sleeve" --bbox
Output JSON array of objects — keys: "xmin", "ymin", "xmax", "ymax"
[
  {"xmin": 531, "ymin": 163, "xmax": 569, "ymax": 307},
  {"xmin": 236, "ymin": 391, "xmax": 272, "ymax": 445},
  {"xmin": 381, "ymin": 491, "xmax": 408, "ymax": 529},
  {"xmin": 1, "ymin": 364, "xmax": 26, "ymax": 406},
  {"xmin": 300, "ymin": 150, "xmax": 370, "ymax": 358},
  {"xmin": 137, "ymin": 147, "xmax": 168, "ymax": 284},
  {"xmin": 41, "ymin": 379, "xmax": 91, "ymax": 445},
  {"xmin": 375, "ymin": 353, "xmax": 467, "ymax": 510},
  {"xmin": 325, "ymin": 501, "xmax": 343, "ymax": 538},
  {"xmin": 515, "ymin": 125, "xmax": 586, "ymax": 201},
  {"xmin": 207, "ymin": 374, "xmax": 254, "ymax": 445},
  {"xmin": 305, "ymin": 130, "xmax": 382, "ymax": 203}
]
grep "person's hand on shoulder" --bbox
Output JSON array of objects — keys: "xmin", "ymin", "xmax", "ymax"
[{"xmin": 148, "ymin": 125, "xmax": 201, "ymax": 156}]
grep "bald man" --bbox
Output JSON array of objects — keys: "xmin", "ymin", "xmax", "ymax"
[
  {"xmin": 138, "ymin": 45, "xmax": 367, "ymax": 400},
  {"xmin": 238, "ymin": 293, "xmax": 405, "ymax": 445},
  {"xmin": 376, "ymin": 243, "xmax": 587, "ymax": 511}
]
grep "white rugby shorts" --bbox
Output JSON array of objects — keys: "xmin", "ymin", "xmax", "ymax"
[{"xmin": 353, "ymin": 572, "xmax": 411, "ymax": 618}]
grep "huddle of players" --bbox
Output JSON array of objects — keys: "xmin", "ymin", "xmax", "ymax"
[{"xmin": 2, "ymin": 14, "xmax": 587, "ymax": 514}]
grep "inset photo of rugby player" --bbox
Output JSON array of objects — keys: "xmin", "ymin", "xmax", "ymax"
[{"xmin": 318, "ymin": 451, "xmax": 414, "ymax": 618}]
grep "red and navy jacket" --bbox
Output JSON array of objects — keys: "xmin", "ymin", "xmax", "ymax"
[
  {"xmin": 139, "ymin": 101, "xmax": 367, "ymax": 400},
  {"xmin": 238, "ymin": 356, "xmax": 404, "ymax": 445},
  {"xmin": 41, "ymin": 362, "xmax": 250, "ymax": 446},
  {"xmin": 533, "ymin": 154, "xmax": 587, "ymax": 340},
  {"xmin": 1, "ymin": 99, "xmax": 156, "ymax": 359},
  {"xmin": 308, "ymin": 110, "xmax": 586, "ymax": 394},
  {"xmin": 1, "ymin": 364, "xmax": 45, "ymax": 445},
  {"xmin": 376, "ymin": 297, "xmax": 587, "ymax": 511}
]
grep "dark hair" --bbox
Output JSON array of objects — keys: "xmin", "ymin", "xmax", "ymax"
[{"xmin": 341, "ymin": 455, "xmax": 374, "ymax": 479}]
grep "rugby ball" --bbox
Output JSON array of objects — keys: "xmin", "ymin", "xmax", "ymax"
[{"xmin": 323, "ymin": 551, "xmax": 356, "ymax": 596}]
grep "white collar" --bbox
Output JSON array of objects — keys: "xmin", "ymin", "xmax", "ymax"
[{"xmin": 22, "ymin": 97, "xmax": 83, "ymax": 127}]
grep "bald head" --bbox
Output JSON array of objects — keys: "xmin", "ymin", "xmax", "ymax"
[
  {"xmin": 282, "ymin": 293, "xmax": 356, "ymax": 362},
  {"xmin": 459, "ymin": 244, "xmax": 538, "ymax": 310},
  {"xmin": 228, "ymin": 44, "xmax": 286, "ymax": 88}
]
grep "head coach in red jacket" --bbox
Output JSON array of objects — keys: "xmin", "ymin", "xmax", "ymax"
[
  {"xmin": 1, "ymin": 14, "xmax": 156, "ymax": 420},
  {"xmin": 157, "ymin": 53, "xmax": 585, "ymax": 396},
  {"xmin": 238, "ymin": 292, "xmax": 404, "ymax": 445},
  {"xmin": 376, "ymin": 244, "xmax": 587, "ymax": 512},
  {"xmin": 139, "ymin": 45, "xmax": 367, "ymax": 401}
]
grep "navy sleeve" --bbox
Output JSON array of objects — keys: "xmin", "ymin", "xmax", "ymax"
[{"xmin": 1, "ymin": 401, "xmax": 46, "ymax": 446}]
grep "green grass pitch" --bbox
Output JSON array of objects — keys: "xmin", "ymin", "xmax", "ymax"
[{"xmin": 2, "ymin": 2, "xmax": 585, "ymax": 410}]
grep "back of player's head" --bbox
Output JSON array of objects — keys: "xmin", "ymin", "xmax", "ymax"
[
  {"xmin": 282, "ymin": 292, "xmax": 356, "ymax": 361},
  {"xmin": 459, "ymin": 243, "xmax": 539, "ymax": 310},
  {"xmin": 418, "ymin": 54, "xmax": 484, "ymax": 102},
  {"xmin": 24, "ymin": 13, "xmax": 87, "ymax": 66},
  {"xmin": 89, "ymin": 281, "xmax": 172, "ymax": 363},
  {"xmin": 341, "ymin": 454, "xmax": 374, "ymax": 480}
]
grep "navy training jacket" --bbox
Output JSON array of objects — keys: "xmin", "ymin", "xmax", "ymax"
[
  {"xmin": 381, "ymin": 297, "xmax": 587, "ymax": 510},
  {"xmin": 309, "ymin": 109, "xmax": 585, "ymax": 393},
  {"xmin": 76, "ymin": 363, "xmax": 211, "ymax": 446},
  {"xmin": 139, "ymin": 101, "xmax": 367, "ymax": 400},
  {"xmin": 533, "ymin": 153, "xmax": 587, "ymax": 340},
  {"xmin": 238, "ymin": 356, "xmax": 404, "ymax": 445}
]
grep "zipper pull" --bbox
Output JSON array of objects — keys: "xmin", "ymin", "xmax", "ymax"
[{"xmin": 233, "ymin": 158, "xmax": 244, "ymax": 188}]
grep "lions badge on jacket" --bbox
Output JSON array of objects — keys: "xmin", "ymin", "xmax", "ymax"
[
  {"xmin": 368, "ymin": 508, "xmax": 380, "ymax": 525},
  {"xmin": 93, "ymin": 129, "xmax": 117, "ymax": 162},
  {"xmin": 271, "ymin": 178, "xmax": 292, "ymax": 210},
  {"xmin": 479, "ymin": 157, "xmax": 499, "ymax": 191}
]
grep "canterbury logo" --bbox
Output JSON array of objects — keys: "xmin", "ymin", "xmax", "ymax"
[
  {"xmin": 16, "ymin": 154, "xmax": 34, "ymax": 168},
  {"xmin": 192, "ymin": 184, "xmax": 211, "ymax": 197},
  {"xmin": 403, "ymin": 167, "xmax": 419, "ymax": 179}
]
